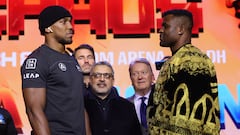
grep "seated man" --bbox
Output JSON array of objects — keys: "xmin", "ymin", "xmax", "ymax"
[{"xmin": 85, "ymin": 61, "xmax": 142, "ymax": 135}]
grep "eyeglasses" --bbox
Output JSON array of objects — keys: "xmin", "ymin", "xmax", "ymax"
[
  {"xmin": 90, "ymin": 72, "xmax": 113, "ymax": 79},
  {"xmin": 131, "ymin": 71, "xmax": 149, "ymax": 77}
]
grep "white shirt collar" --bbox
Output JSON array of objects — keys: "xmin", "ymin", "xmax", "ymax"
[{"xmin": 134, "ymin": 89, "xmax": 151, "ymax": 101}]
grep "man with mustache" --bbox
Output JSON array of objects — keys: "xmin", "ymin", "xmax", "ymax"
[
  {"xmin": 21, "ymin": 5, "xmax": 86, "ymax": 135},
  {"xmin": 84, "ymin": 61, "xmax": 142, "ymax": 135}
]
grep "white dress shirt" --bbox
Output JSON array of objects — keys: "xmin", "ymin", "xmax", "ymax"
[{"xmin": 133, "ymin": 90, "xmax": 151, "ymax": 123}]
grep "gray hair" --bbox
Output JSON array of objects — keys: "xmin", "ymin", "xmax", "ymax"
[
  {"xmin": 129, "ymin": 58, "xmax": 153, "ymax": 76},
  {"xmin": 90, "ymin": 61, "xmax": 114, "ymax": 78}
]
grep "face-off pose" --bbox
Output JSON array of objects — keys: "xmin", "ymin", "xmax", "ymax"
[
  {"xmin": 21, "ymin": 5, "xmax": 86, "ymax": 135},
  {"xmin": 147, "ymin": 9, "xmax": 220, "ymax": 135}
]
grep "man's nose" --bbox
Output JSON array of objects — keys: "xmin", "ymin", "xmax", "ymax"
[
  {"xmin": 99, "ymin": 75, "xmax": 106, "ymax": 81},
  {"xmin": 84, "ymin": 57, "xmax": 89, "ymax": 62}
]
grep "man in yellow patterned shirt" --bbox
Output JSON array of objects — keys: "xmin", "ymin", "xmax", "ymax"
[{"xmin": 147, "ymin": 9, "xmax": 220, "ymax": 135}]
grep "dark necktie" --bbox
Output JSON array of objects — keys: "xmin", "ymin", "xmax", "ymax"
[{"xmin": 140, "ymin": 96, "xmax": 147, "ymax": 128}]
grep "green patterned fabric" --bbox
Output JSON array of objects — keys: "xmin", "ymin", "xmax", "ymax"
[{"xmin": 148, "ymin": 44, "xmax": 220, "ymax": 135}]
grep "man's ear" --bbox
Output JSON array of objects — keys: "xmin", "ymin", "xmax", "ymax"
[{"xmin": 178, "ymin": 25, "xmax": 184, "ymax": 35}]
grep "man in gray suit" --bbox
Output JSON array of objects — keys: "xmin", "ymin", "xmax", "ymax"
[{"xmin": 127, "ymin": 58, "xmax": 155, "ymax": 135}]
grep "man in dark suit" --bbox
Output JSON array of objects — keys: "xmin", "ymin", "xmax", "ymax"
[
  {"xmin": 127, "ymin": 58, "xmax": 155, "ymax": 135},
  {"xmin": 85, "ymin": 61, "xmax": 142, "ymax": 135}
]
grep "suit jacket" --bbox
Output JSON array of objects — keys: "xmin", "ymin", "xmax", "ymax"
[
  {"xmin": 85, "ymin": 87, "xmax": 142, "ymax": 135},
  {"xmin": 127, "ymin": 84, "xmax": 155, "ymax": 135}
]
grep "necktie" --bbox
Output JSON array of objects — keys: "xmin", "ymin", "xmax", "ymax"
[{"xmin": 140, "ymin": 96, "xmax": 147, "ymax": 128}]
